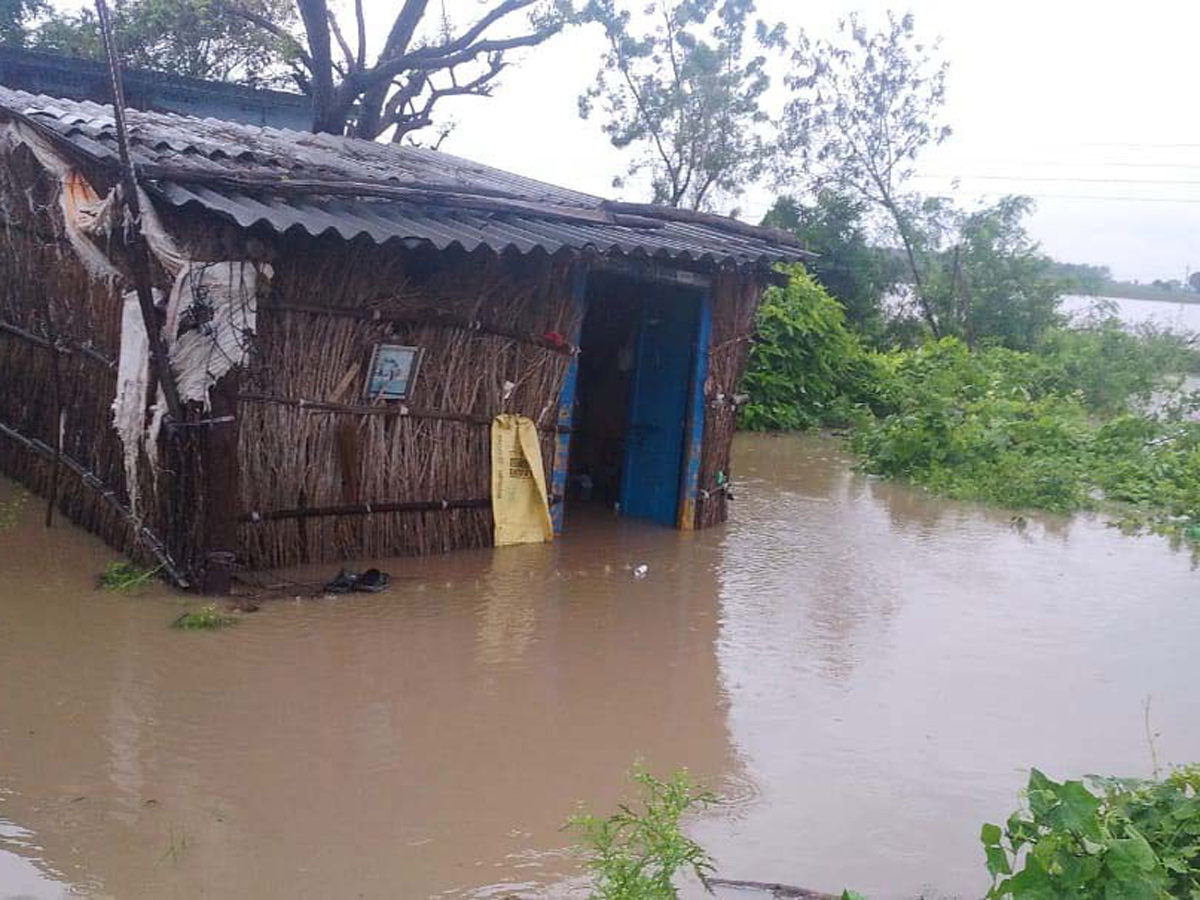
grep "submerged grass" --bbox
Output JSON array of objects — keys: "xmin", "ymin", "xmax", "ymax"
[
  {"xmin": 172, "ymin": 606, "xmax": 237, "ymax": 630},
  {"xmin": 98, "ymin": 561, "xmax": 163, "ymax": 591},
  {"xmin": 0, "ymin": 488, "xmax": 28, "ymax": 530}
]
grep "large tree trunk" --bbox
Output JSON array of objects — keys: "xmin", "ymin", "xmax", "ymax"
[
  {"xmin": 296, "ymin": 0, "xmax": 337, "ymax": 132},
  {"xmin": 353, "ymin": 82, "xmax": 390, "ymax": 138}
]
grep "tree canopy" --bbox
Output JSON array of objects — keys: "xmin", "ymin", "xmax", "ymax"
[
  {"xmin": 30, "ymin": 0, "xmax": 296, "ymax": 87},
  {"xmin": 13, "ymin": 0, "xmax": 578, "ymax": 141},
  {"xmin": 0, "ymin": 0, "xmax": 44, "ymax": 47},
  {"xmin": 289, "ymin": 0, "xmax": 577, "ymax": 139},
  {"xmin": 780, "ymin": 10, "xmax": 951, "ymax": 332},
  {"xmin": 916, "ymin": 195, "xmax": 1064, "ymax": 349},
  {"xmin": 762, "ymin": 191, "xmax": 899, "ymax": 339},
  {"xmin": 579, "ymin": 0, "xmax": 783, "ymax": 211}
]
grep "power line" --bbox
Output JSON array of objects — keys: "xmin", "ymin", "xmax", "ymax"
[
  {"xmin": 915, "ymin": 173, "xmax": 1200, "ymax": 186},
  {"xmin": 952, "ymin": 159, "xmax": 1200, "ymax": 171},
  {"xmin": 1032, "ymin": 141, "xmax": 1200, "ymax": 149},
  {"xmin": 944, "ymin": 190, "xmax": 1200, "ymax": 205}
]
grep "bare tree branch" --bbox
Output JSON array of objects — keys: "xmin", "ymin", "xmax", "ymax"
[
  {"xmin": 380, "ymin": 0, "xmax": 430, "ymax": 59},
  {"xmin": 381, "ymin": 72, "xmax": 428, "ymax": 130},
  {"xmin": 354, "ymin": 0, "xmax": 365, "ymax": 69},
  {"xmin": 327, "ymin": 9, "xmax": 356, "ymax": 73},
  {"xmin": 386, "ymin": 56, "xmax": 507, "ymax": 141},
  {"xmin": 408, "ymin": 0, "xmax": 537, "ymax": 61},
  {"xmin": 363, "ymin": 25, "xmax": 559, "ymax": 89}
]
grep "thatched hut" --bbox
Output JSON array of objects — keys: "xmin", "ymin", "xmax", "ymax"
[{"xmin": 0, "ymin": 87, "xmax": 809, "ymax": 592}]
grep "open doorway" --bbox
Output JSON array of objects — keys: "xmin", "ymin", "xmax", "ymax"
[{"xmin": 567, "ymin": 272, "xmax": 705, "ymax": 527}]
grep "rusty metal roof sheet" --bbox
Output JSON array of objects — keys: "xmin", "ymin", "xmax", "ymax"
[{"xmin": 0, "ymin": 86, "xmax": 811, "ymax": 268}]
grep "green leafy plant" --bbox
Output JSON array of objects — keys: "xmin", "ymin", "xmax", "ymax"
[
  {"xmin": 568, "ymin": 767, "xmax": 718, "ymax": 899},
  {"xmin": 982, "ymin": 767, "xmax": 1200, "ymax": 899},
  {"xmin": 99, "ymin": 560, "xmax": 162, "ymax": 591},
  {"xmin": 171, "ymin": 606, "xmax": 236, "ymax": 630},
  {"xmin": 741, "ymin": 264, "xmax": 884, "ymax": 431},
  {"xmin": 761, "ymin": 191, "xmax": 900, "ymax": 342}
]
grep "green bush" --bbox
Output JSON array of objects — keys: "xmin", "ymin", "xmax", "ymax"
[
  {"xmin": 982, "ymin": 767, "xmax": 1200, "ymax": 899},
  {"xmin": 568, "ymin": 768, "xmax": 717, "ymax": 900},
  {"xmin": 1034, "ymin": 321, "xmax": 1200, "ymax": 414},
  {"xmin": 847, "ymin": 332, "xmax": 1200, "ymax": 538},
  {"xmin": 739, "ymin": 263, "xmax": 1200, "ymax": 541},
  {"xmin": 741, "ymin": 264, "xmax": 883, "ymax": 431}
]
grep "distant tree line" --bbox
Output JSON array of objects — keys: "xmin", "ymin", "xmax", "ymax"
[{"xmin": 1046, "ymin": 262, "xmax": 1200, "ymax": 302}]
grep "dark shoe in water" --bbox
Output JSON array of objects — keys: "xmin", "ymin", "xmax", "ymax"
[
  {"xmin": 353, "ymin": 568, "xmax": 390, "ymax": 592},
  {"xmin": 323, "ymin": 569, "xmax": 359, "ymax": 594}
]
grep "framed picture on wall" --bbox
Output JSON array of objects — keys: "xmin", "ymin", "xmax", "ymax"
[{"xmin": 366, "ymin": 344, "xmax": 423, "ymax": 401}]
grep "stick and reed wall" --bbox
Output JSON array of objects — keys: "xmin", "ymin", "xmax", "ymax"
[
  {"xmin": 694, "ymin": 268, "xmax": 766, "ymax": 529},
  {"xmin": 0, "ymin": 142, "xmax": 186, "ymax": 574},
  {"xmin": 235, "ymin": 234, "xmax": 582, "ymax": 569}
]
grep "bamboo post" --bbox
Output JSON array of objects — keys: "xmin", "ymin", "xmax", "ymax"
[
  {"xmin": 93, "ymin": 0, "xmax": 184, "ymax": 428},
  {"xmin": 44, "ymin": 328, "xmax": 63, "ymax": 528},
  {"xmin": 198, "ymin": 370, "xmax": 240, "ymax": 595},
  {"xmin": 95, "ymin": 1, "xmax": 242, "ymax": 591}
]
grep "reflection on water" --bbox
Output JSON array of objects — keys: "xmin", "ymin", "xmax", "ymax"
[
  {"xmin": 1, "ymin": 433, "xmax": 1198, "ymax": 899},
  {"xmin": 0, "ymin": 483, "xmax": 733, "ymax": 900},
  {"xmin": 694, "ymin": 435, "xmax": 1199, "ymax": 898},
  {"xmin": 0, "ymin": 816, "xmax": 72, "ymax": 899}
]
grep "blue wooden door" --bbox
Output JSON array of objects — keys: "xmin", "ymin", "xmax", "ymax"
[{"xmin": 620, "ymin": 291, "xmax": 700, "ymax": 525}]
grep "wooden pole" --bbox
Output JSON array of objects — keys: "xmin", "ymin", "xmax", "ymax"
[
  {"xmin": 95, "ymin": 0, "xmax": 221, "ymax": 591},
  {"xmin": 198, "ymin": 370, "xmax": 240, "ymax": 595},
  {"xmin": 93, "ymin": 0, "xmax": 184, "ymax": 428},
  {"xmin": 44, "ymin": 328, "xmax": 63, "ymax": 528}
]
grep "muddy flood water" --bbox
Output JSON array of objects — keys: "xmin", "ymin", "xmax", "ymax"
[{"xmin": 1, "ymin": 433, "xmax": 1198, "ymax": 900}]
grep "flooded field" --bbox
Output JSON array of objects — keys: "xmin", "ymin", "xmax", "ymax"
[
  {"xmin": 1061, "ymin": 292, "xmax": 1200, "ymax": 332},
  {"xmin": 1, "ymin": 433, "xmax": 1198, "ymax": 900}
]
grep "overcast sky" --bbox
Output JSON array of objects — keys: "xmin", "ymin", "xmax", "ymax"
[
  {"xmin": 55, "ymin": 0, "xmax": 1194, "ymax": 281},
  {"xmin": 355, "ymin": 0, "xmax": 1198, "ymax": 283}
]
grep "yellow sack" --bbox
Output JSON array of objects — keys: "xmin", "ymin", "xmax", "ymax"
[{"xmin": 491, "ymin": 413, "xmax": 554, "ymax": 546}]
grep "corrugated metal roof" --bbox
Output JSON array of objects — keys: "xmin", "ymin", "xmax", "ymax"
[{"xmin": 0, "ymin": 85, "xmax": 811, "ymax": 268}]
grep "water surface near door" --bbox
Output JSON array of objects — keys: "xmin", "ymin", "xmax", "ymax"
[{"xmin": 1, "ymin": 433, "xmax": 1197, "ymax": 899}]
